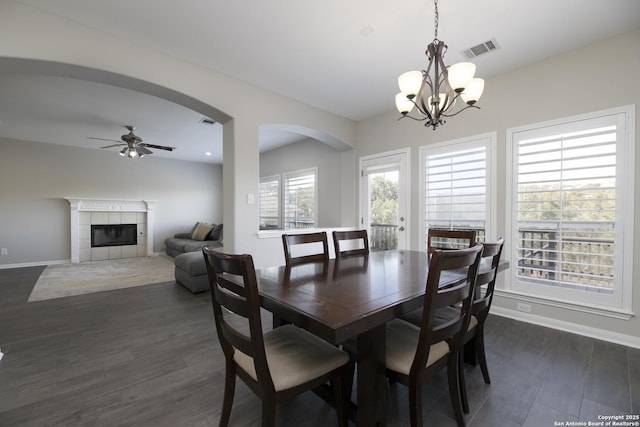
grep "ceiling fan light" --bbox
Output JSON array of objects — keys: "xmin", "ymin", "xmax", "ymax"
[
  {"xmin": 395, "ymin": 92, "xmax": 415, "ymax": 115},
  {"xmin": 119, "ymin": 147, "xmax": 127, "ymax": 156},
  {"xmin": 398, "ymin": 71, "xmax": 422, "ymax": 97},
  {"xmin": 448, "ymin": 62, "xmax": 476, "ymax": 92},
  {"xmin": 461, "ymin": 78, "xmax": 485, "ymax": 104}
]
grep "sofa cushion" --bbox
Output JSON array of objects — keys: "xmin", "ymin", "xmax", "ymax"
[
  {"xmin": 191, "ymin": 222, "xmax": 214, "ymax": 240},
  {"xmin": 207, "ymin": 223, "xmax": 223, "ymax": 241},
  {"xmin": 181, "ymin": 240, "xmax": 222, "ymax": 253},
  {"xmin": 187, "ymin": 222, "xmax": 201, "ymax": 238}
]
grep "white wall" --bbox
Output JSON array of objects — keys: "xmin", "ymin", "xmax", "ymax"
[
  {"xmin": 354, "ymin": 29, "xmax": 640, "ymax": 345},
  {"xmin": 0, "ymin": 138, "xmax": 222, "ymax": 267}
]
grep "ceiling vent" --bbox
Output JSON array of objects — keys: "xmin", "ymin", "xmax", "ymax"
[
  {"xmin": 199, "ymin": 117, "xmax": 216, "ymax": 126},
  {"xmin": 460, "ymin": 38, "xmax": 500, "ymax": 60}
]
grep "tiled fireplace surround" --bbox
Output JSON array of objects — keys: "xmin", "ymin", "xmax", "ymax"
[{"xmin": 66, "ymin": 198, "xmax": 156, "ymax": 263}]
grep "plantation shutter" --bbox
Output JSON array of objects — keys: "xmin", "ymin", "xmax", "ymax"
[
  {"xmin": 283, "ymin": 168, "xmax": 317, "ymax": 229},
  {"xmin": 259, "ymin": 176, "xmax": 280, "ymax": 230},
  {"xmin": 514, "ymin": 121, "xmax": 617, "ymax": 293},
  {"xmin": 424, "ymin": 145, "xmax": 487, "ymax": 242}
]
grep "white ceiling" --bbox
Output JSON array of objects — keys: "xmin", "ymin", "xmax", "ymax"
[{"xmin": 2, "ymin": 0, "xmax": 640, "ymax": 163}]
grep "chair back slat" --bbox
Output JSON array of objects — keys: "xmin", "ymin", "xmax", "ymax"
[
  {"xmin": 332, "ymin": 230, "xmax": 370, "ymax": 258},
  {"xmin": 471, "ymin": 238, "xmax": 504, "ymax": 317},
  {"xmin": 282, "ymin": 232, "xmax": 330, "ymax": 265},
  {"xmin": 427, "ymin": 228, "xmax": 476, "ymax": 254},
  {"xmin": 411, "ymin": 245, "xmax": 482, "ymax": 374},
  {"xmin": 203, "ymin": 247, "xmax": 274, "ymax": 388},
  {"xmin": 219, "ymin": 320, "xmax": 255, "ymax": 357}
]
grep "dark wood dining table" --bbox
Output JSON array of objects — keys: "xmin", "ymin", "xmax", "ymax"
[
  {"xmin": 255, "ymin": 249, "xmax": 508, "ymax": 426},
  {"xmin": 255, "ymin": 249, "xmax": 438, "ymax": 426}
]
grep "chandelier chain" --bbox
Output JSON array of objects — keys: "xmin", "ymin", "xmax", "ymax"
[{"xmin": 433, "ymin": 0, "xmax": 439, "ymax": 41}]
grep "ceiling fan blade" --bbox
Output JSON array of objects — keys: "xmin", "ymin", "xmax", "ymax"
[
  {"xmin": 137, "ymin": 146, "xmax": 153, "ymax": 155},
  {"xmin": 139, "ymin": 143, "xmax": 176, "ymax": 152},
  {"xmin": 100, "ymin": 143, "xmax": 126, "ymax": 149},
  {"xmin": 87, "ymin": 136, "xmax": 121, "ymax": 143}
]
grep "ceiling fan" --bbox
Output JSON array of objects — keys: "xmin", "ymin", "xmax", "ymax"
[{"xmin": 87, "ymin": 125, "xmax": 176, "ymax": 158}]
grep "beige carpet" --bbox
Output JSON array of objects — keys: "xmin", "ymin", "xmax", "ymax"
[{"xmin": 28, "ymin": 255, "xmax": 175, "ymax": 302}]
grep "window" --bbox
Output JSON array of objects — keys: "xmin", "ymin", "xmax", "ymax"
[
  {"xmin": 507, "ymin": 106, "xmax": 634, "ymax": 311},
  {"xmin": 420, "ymin": 134, "xmax": 496, "ymax": 251},
  {"xmin": 259, "ymin": 175, "xmax": 280, "ymax": 230},
  {"xmin": 259, "ymin": 168, "xmax": 318, "ymax": 230},
  {"xmin": 283, "ymin": 168, "xmax": 317, "ymax": 229}
]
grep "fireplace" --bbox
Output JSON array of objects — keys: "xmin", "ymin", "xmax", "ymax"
[
  {"xmin": 91, "ymin": 224, "xmax": 137, "ymax": 248},
  {"xmin": 66, "ymin": 198, "xmax": 156, "ymax": 263}
]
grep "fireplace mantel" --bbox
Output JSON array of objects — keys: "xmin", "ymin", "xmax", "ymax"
[{"xmin": 66, "ymin": 198, "xmax": 157, "ymax": 263}]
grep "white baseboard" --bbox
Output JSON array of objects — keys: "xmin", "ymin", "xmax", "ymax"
[
  {"xmin": 0, "ymin": 259, "xmax": 70, "ymax": 270},
  {"xmin": 491, "ymin": 306, "xmax": 640, "ymax": 349}
]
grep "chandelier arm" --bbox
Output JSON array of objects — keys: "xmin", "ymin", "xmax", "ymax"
[
  {"xmin": 397, "ymin": 114, "xmax": 430, "ymax": 122},
  {"xmin": 415, "ymin": 78, "xmax": 435, "ymax": 121}
]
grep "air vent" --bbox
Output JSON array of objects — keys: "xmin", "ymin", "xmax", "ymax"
[
  {"xmin": 199, "ymin": 117, "xmax": 216, "ymax": 125},
  {"xmin": 461, "ymin": 38, "xmax": 500, "ymax": 60}
]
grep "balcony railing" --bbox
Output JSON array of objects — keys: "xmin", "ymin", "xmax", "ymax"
[
  {"xmin": 517, "ymin": 223, "xmax": 614, "ymax": 292},
  {"xmin": 370, "ymin": 223, "xmax": 398, "ymax": 251}
]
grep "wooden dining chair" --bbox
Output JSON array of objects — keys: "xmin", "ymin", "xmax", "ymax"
[
  {"xmin": 427, "ymin": 228, "xmax": 477, "ymax": 254},
  {"xmin": 332, "ymin": 229, "xmax": 370, "ymax": 258},
  {"xmin": 385, "ymin": 245, "xmax": 482, "ymax": 427},
  {"xmin": 401, "ymin": 238, "xmax": 505, "ymax": 415},
  {"xmin": 202, "ymin": 247, "xmax": 350, "ymax": 427},
  {"xmin": 282, "ymin": 231, "xmax": 330, "ymax": 265}
]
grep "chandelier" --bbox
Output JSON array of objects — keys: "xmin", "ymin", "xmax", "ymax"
[{"xmin": 395, "ymin": 0, "xmax": 484, "ymax": 130}]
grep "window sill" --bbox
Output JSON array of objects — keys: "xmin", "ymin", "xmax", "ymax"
[{"xmin": 494, "ymin": 288, "xmax": 634, "ymax": 320}]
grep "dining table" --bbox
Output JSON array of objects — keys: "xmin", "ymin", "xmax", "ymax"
[
  {"xmin": 253, "ymin": 249, "xmax": 423, "ymax": 426},
  {"xmin": 254, "ymin": 249, "xmax": 507, "ymax": 426}
]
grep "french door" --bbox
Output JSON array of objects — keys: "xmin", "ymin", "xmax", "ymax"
[{"xmin": 360, "ymin": 149, "xmax": 410, "ymax": 250}]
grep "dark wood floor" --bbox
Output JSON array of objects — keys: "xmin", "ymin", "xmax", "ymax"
[{"xmin": 0, "ymin": 265, "xmax": 638, "ymax": 426}]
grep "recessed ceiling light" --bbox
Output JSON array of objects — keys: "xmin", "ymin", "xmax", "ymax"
[{"xmin": 205, "ymin": 152, "xmax": 212, "ymax": 156}]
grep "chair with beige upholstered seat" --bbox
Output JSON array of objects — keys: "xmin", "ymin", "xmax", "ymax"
[
  {"xmin": 385, "ymin": 245, "xmax": 482, "ymax": 427},
  {"xmin": 202, "ymin": 247, "xmax": 350, "ymax": 427},
  {"xmin": 400, "ymin": 238, "xmax": 505, "ymax": 415},
  {"xmin": 282, "ymin": 232, "xmax": 330, "ymax": 266}
]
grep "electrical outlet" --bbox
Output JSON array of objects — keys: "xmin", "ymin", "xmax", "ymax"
[
  {"xmin": 517, "ymin": 302, "xmax": 532, "ymax": 313},
  {"xmin": 0, "ymin": 248, "xmax": 7, "ymax": 256}
]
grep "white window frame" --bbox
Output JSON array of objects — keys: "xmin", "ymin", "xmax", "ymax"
[
  {"xmin": 505, "ymin": 105, "xmax": 635, "ymax": 315},
  {"xmin": 259, "ymin": 167, "xmax": 318, "ymax": 231},
  {"xmin": 419, "ymin": 133, "xmax": 497, "ymax": 252}
]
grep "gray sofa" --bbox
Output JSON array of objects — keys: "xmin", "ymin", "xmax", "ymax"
[{"xmin": 165, "ymin": 223, "xmax": 223, "ymax": 257}]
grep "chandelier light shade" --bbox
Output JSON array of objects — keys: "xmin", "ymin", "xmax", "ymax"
[{"xmin": 396, "ymin": 0, "xmax": 484, "ymax": 129}]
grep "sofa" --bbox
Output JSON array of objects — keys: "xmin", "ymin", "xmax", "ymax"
[{"xmin": 165, "ymin": 222, "xmax": 223, "ymax": 257}]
